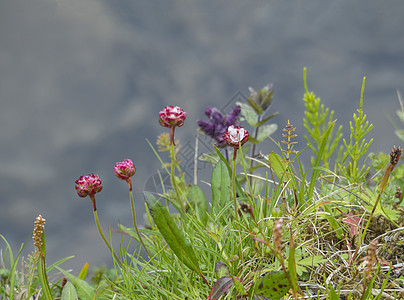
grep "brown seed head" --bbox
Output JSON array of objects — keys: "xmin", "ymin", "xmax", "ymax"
[
  {"xmin": 365, "ymin": 240, "xmax": 378, "ymax": 280},
  {"xmin": 390, "ymin": 146, "xmax": 402, "ymax": 165},
  {"xmin": 273, "ymin": 219, "xmax": 284, "ymax": 256},
  {"xmin": 33, "ymin": 215, "xmax": 46, "ymax": 252}
]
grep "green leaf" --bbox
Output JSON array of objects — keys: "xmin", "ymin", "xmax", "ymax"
[
  {"xmin": 360, "ymin": 189, "xmax": 399, "ymax": 221},
  {"xmin": 247, "ymin": 98, "xmax": 264, "ymax": 115},
  {"xmin": 253, "ymin": 271, "xmax": 290, "ymax": 299},
  {"xmin": 188, "ymin": 185, "xmax": 208, "ymax": 226},
  {"xmin": 207, "ymin": 276, "xmax": 233, "ymax": 300},
  {"xmin": 213, "ymin": 145, "xmax": 246, "ymax": 198},
  {"xmin": 211, "ymin": 161, "xmax": 231, "ymax": 209},
  {"xmin": 268, "ymin": 152, "xmax": 292, "ymax": 182},
  {"xmin": 37, "ymin": 231, "xmax": 53, "ymax": 300},
  {"xmin": 256, "ymin": 124, "xmax": 277, "ymax": 143},
  {"xmin": 255, "ymin": 113, "xmax": 279, "ymax": 127},
  {"xmin": 232, "ymin": 276, "xmax": 246, "ymax": 295},
  {"xmin": 237, "ymin": 101, "xmax": 259, "ymax": 126},
  {"xmin": 56, "ymin": 266, "xmax": 96, "ymax": 300},
  {"xmin": 214, "ymin": 261, "xmax": 230, "ymax": 278},
  {"xmin": 144, "ymin": 192, "xmax": 200, "ymax": 272},
  {"xmin": 298, "ymin": 255, "xmax": 327, "ymax": 267},
  {"xmin": 198, "ymin": 152, "xmax": 219, "ymax": 165},
  {"xmin": 61, "ymin": 281, "xmax": 79, "ymax": 300},
  {"xmin": 78, "ymin": 262, "xmax": 89, "ymax": 280},
  {"xmin": 288, "ymin": 234, "xmax": 298, "ymax": 294},
  {"xmin": 307, "ymin": 120, "xmax": 336, "ymax": 199}
]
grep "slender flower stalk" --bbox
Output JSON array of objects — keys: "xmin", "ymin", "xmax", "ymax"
[
  {"xmin": 170, "ymin": 142, "xmax": 184, "ymax": 211},
  {"xmin": 32, "ymin": 215, "xmax": 53, "ymax": 300},
  {"xmin": 159, "ymin": 106, "xmax": 187, "ymax": 210},
  {"xmin": 223, "ymin": 125, "xmax": 249, "ymax": 219},
  {"xmin": 352, "ymin": 146, "xmax": 402, "ymax": 264},
  {"xmin": 75, "ymin": 174, "xmax": 122, "ymax": 265},
  {"xmin": 114, "ymin": 159, "xmax": 150, "ymax": 256}
]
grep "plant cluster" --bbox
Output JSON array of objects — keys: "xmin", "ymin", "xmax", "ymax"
[{"xmin": 1, "ymin": 69, "xmax": 403, "ymax": 300}]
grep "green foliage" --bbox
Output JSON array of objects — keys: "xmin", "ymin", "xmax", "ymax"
[
  {"xmin": 144, "ymin": 192, "xmax": 200, "ymax": 272},
  {"xmin": 252, "ymin": 271, "xmax": 290, "ymax": 299},
  {"xmin": 2, "ymin": 69, "xmax": 403, "ymax": 299},
  {"xmin": 211, "ymin": 161, "xmax": 231, "ymax": 211},
  {"xmin": 302, "ymin": 67, "xmax": 343, "ymax": 168},
  {"xmin": 340, "ymin": 77, "xmax": 374, "ymax": 184},
  {"xmin": 60, "ymin": 281, "xmax": 78, "ymax": 300}
]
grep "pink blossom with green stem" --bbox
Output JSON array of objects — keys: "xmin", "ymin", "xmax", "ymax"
[
  {"xmin": 114, "ymin": 159, "xmax": 150, "ymax": 256},
  {"xmin": 75, "ymin": 174, "xmax": 122, "ymax": 265},
  {"xmin": 222, "ymin": 125, "xmax": 249, "ymax": 220},
  {"xmin": 159, "ymin": 105, "xmax": 187, "ymax": 210},
  {"xmin": 159, "ymin": 105, "xmax": 187, "ymax": 146}
]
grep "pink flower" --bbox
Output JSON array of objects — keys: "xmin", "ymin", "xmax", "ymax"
[
  {"xmin": 159, "ymin": 105, "xmax": 187, "ymax": 128},
  {"xmin": 159, "ymin": 105, "xmax": 187, "ymax": 145},
  {"xmin": 75, "ymin": 174, "xmax": 103, "ymax": 198},
  {"xmin": 114, "ymin": 159, "xmax": 136, "ymax": 181},
  {"xmin": 222, "ymin": 125, "xmax": 249, "ymax": 149}
]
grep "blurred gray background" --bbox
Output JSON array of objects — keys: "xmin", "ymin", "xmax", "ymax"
[{"xmin": 1, "ymin": 0, "xmax": 404, "ymax": 273}]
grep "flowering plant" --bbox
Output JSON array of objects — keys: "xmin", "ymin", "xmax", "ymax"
[{"xmin": 197, "ymin": 105, "xmax": 241, "ymax": 147}]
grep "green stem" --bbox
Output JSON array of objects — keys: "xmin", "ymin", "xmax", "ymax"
[
  {"xmin": 232, "ymin": 149, "xmax": 239, "ymax": 220},
  {"xmin": 129, "ymin": 187, "xmax": 150, "ymax": 256},
  {"xmin": 93, "ymin": 209, "xmax": 122, "ymax": 265},
  {"xmin": 38, "ymin": 254, "xmax": 53, "ymax": 300},
  {"xmin": 170, "ymin": 142, "xmax": 184, "ymax": 211}
]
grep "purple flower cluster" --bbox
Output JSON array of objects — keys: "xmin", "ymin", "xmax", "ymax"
[{"xmin": 197, "ymin": 105, "xmax": 241, "ymax": 147}]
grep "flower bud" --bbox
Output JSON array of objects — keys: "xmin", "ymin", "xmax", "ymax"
[
  {"xmin": 75, "ymin": 173, "xmax": 103, "ymax": 198},
  {"xmin": 222, "ymin": 125, "xmax": 249, "ymax": 149},
  {"xmin": 158, "ymin": 105, "xmax": 187, "ymax": 128},
  {"xmin": 114, "ymin": 159, "xmax": 136, "ymax": 181}
]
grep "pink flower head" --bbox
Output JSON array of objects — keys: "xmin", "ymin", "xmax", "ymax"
[
  {"xmin": 223, "ymin": 125, "xmax": 249, "ymax": 149},
  {"xmin": 114, "ymin": 159, "xmax": 136, "ymax": 181},
  {"xmin": 159, "ymin": 105, "xmax": 187, "ymax": 128},
  {"xmin": 75, "ymin": 173, "xmax": 103, "ymax": 198},
  {"xmin": 159, "ymin": 105, "xmax": 187, "ymax": 145}
]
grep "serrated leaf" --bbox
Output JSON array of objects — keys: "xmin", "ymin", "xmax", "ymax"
[
  {"xmin": 253, "ymin": 271, "xmax": 290, "ymax": 300},
  {"xmin": 144, "ymin": 192, "xmax": 200, "ymax": 271},
  {"xmin": 237, "ymin": 101, "xmax": 259, "ymax": 126},
  {"xmin": 188, "ymin": 185, "xmax": 208, "ymax": 226},
  {"xmin": 55, "ymin": 266, "xmax": 96, "ymax": 300},
  {"xmin": 211, "ymin": 161, "xmax": 231, "ymax": 209},
  {"xmin": 61, "ymin": 281, "xmax": 78, "ymax": 300},
  {"xmin": 207, "ymin": 276, "xmax": 233, "ymax": 300},
  {"xmin": 256, "ymin": 124, "xmax": 277, "ymax": 143}
]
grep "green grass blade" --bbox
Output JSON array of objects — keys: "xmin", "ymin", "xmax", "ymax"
[{"xmin": 307, "ymin": 120, "xmax": 336, "ymax": 199}]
